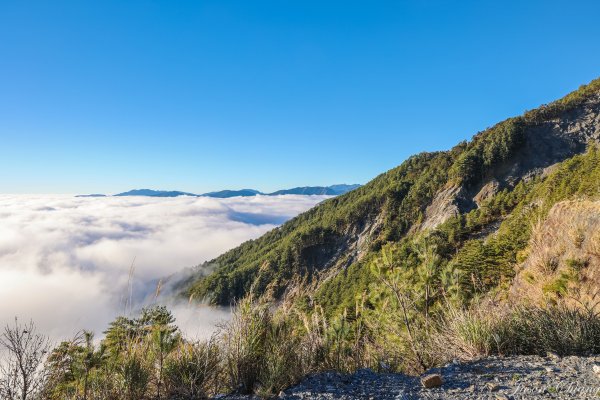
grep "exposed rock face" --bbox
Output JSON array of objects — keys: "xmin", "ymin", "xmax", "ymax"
[
  {"xmin": 351, "ymin": 213, "xmax": 384, "ymax": 261},
  {"xmin": 420, "ymin": 94, "xmax": 600, "ymax": 232},
  {"xmin": 474, "ymin": 179, "xmax": 500, "ymax": 207},
  {"xmin": 261, "ymin": 212, "xmax": 384, "ymax": 295},
  {"xmin": 498, "ymin": 94, "xmax": 600, "ymax": 186},
  {"xmin": 421, "ymin": 185, "xmax": 468, "ymax": 231},
  {"xmin": 320, "ymin": 213, "xmax": 384, "ymax": 272}
]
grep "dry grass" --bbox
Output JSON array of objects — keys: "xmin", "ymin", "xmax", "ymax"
[
  {"xmin": 426, "ymin": 301, "xmax": 600, "ymax": 364},
  {"xmin": 511, "ymin": 200, "xmax": 600, "ymax": 309},
  {"xmin": 163, "ymin": 339, "xmax": 222, "ymax": 399},
  {"xmin": 426, "ymin": 304, "xmax": 504, "ymax": 362},
  {"xmin": 220, "ymin": 296, "xmax": 321, "ymax": 396},
  {"xmin": 218, "ymin": 288, "xmax": 388, "ymax": 395}
]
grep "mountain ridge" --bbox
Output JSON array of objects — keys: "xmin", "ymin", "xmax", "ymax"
[
  {"xmin": 77, "ymin": 184, "xmax": 361, "ymax": 198},
  {"xmin": 182, "ymin": 77, "xmax": 600, "ymax": 306}
]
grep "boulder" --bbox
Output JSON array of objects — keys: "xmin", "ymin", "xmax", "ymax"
[
  {"xmin": 486, "ymin": 383, "xmax": 500, "ymax": 392},
  {"xmin": 420, "ymin": 374, "xmax": 443, "ymax": 388}
]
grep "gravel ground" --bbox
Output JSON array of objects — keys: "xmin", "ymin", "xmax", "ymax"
[{"xmin": 222, "ymin": 355, "xmax": 600, "ymax": 399}]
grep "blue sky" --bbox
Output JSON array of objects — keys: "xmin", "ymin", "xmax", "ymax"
[{"xmin": 1, "ymin": 1, "xmax": 600, "ymax": 194}]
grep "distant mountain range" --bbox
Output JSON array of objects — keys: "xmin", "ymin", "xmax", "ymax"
[
  {"xmin": 113, "ymin": 189, "xmax": 198, "ymax": 197},
  {"xmin": 75, "ymin": 184, "xmax": 361, "ymax": 199},
  {"xmin": 202, "ymin": 189, "xmax": 263, "ymax": 198}
]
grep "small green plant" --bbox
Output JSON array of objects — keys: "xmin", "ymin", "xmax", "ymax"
[
  {"xmin": 565, "ymin": 258, "xmax": 588, "ymax": 270},
  {"xmin": 523, "ymin": 272, "xmax": 536, "ymax": 284},
  {"xmin": 542, "ymin": 271, "xmax": 576, "ymax": 298}
]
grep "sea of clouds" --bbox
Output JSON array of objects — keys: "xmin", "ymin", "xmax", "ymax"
[{"xmin": 0, "ymin": 194, "xmax": 327, "ymax": 342}]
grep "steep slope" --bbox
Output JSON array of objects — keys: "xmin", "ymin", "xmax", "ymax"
[{"xmin": 184, "ymin": 78, "xmax": 600, "ymax": 306}]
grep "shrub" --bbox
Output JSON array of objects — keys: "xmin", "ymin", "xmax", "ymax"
[
  {"xmin": 253, "ymin": 319, "xmax": 305, "ymax": 396},
  {"xmin": 499, "ymin": 305, "xmax": 600, "ymax": 356},
  {"xmin": 427, "ymin": 302, "xmax": 600, "ymax": 363},
  {"xmin": 118, "ymin": 350, "xmax": 151, "ymax": 400},
  {"xmin": 221, "ymin": 297, "xmax": 271, "ymax": 394},
  {"xmin": 220, "ymin": 296, "xmax": 324, "ymax": 396},
  {"xmin": 163, "ymin": 339, "xmax": 222, "ymax": 399},
  {"xmin": 426, "ymin": 305, "xmax": 502, "ymax": 362}
]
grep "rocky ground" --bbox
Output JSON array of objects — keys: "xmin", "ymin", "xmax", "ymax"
[{"xmin": 223, "ymin": 355, "xmax": 600, "ymax": 399}]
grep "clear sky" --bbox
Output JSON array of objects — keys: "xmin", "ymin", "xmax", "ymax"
[{"xmin": 1, "ymin": 0, "xmax": 600, "ymax": 194}]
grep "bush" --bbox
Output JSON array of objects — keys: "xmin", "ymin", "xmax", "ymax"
[
  {"xmin": 119, "ymin": 348, "xmax": 151, "ymax": 400},
  {"xmin": 221, "ymin": 298, "xmax": 271, "ymax": 394},
  {"xmin": 427, "ymin": 302, "xmax": 600, "ymax": 363},
  {"xmin": 163, "ymin": 339, "xmax": 222, "ymax": 399},
  {"xmin": 426, "ymin": 305, "xmax": 502, "ymax": 362},
  {"xmin": 499, "ymin": 305, "xmax": 600, "ymax": 356},
  {"xmin": 220, "ymin": 297, "xmax": 322, "ymax": 396}
]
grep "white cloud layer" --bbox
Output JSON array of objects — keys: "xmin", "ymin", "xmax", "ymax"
[{"xmin": 0, "ymin": 194, "xmax": 326, "ymax": 341}]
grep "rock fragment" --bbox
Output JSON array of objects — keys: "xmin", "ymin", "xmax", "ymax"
[
  {"xmin": 420, "ymin": 374, "xmax": 443, "ymax": 388},
  {"xmin": 486, "ymin": 382, "xmax": 500, "ymax": 392}
]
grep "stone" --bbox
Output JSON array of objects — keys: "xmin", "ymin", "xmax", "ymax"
[
  {"xmin": 486, "ymin": 383, "xmax": 500, "ymax": 392},
  {"xmin": 592, "ymin": 364, "xmax": 600, "ymax": 376},
  {"xmin": 474, "ymin": 179, "xmax": 500, "ymax": 206},
  {"xmin": 421, "ymin": 374, "xmax": 444, "ymax": 388}
]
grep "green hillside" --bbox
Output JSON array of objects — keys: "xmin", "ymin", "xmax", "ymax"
[{"xmin": 185, "ymin": 78, "xmax": 600, "ymax": 309}]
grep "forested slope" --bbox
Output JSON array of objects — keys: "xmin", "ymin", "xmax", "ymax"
[{"xmin": 184, "ymin": 78, "xmax": 600, "ymax": 309}]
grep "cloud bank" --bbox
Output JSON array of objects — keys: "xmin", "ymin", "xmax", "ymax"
[{"xmin": 0, "ymin": 194, "xmax": 327, "ymax": 341}]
